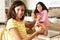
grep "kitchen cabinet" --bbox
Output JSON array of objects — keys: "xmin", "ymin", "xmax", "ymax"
[{"xmin": 5, "ymin": 0, "xmax": 19, "ymax": 9}]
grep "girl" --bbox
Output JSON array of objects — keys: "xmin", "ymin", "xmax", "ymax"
[
  {"xmin": 6, "ymin": 1, "xmax": 42, "ymax": 40},
  {"xmin": 32, "ymin": 2, "xmax": 50, "ymax": 35}
]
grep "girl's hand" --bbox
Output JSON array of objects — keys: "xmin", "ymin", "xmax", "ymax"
[
  {"xmin": 36, "ymin": 15, "xmax": 41, "ymax": 21},
  {"xmin": 37, "ymin": 28, "xmax": 44, "ymax": 34}
]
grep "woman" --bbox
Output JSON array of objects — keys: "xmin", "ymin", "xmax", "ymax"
[
  {"xmin": 32, "ymin": 2, "xmax": 50, "ymax": 35},
  {"xmin": 6, "ymin": 1, "xmax": 42, "ymax": 40}
]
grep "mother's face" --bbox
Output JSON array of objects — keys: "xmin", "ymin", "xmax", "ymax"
[{"xmin": 15, "ymin": 5, "xmax": 25, "ymax": 19}]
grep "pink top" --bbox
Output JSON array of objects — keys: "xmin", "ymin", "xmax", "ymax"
[{"xmin": 35, "ymin": 10, "xmax": 50, "ymax": 27}]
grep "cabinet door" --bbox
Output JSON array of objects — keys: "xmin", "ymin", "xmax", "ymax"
[
  {"xmin": 5, "ymin": 0, "xmax": 11, "ymax": 8},
  {"xmin": 5, "ymin": 0, "xmax": 17, "ymax": 9}
]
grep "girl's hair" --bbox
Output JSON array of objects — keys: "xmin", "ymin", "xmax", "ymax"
[
  {"xmin": 7, "ymin": 1, "xmax": 27, "ymax": 20},
  {"xmin": 34, "ymin": 2, "xmax": 48, "ymax": 15}
]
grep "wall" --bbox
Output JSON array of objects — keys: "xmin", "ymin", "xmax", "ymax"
[
  {"xmin": 26, "ymin": 0, "xmax": 39, "ymax": 10},
  {"xmin": 0, "ymin": 0, "xmax": 6, "ymax": 23},
  {"xmin": 25, "ymin": 0, "xmax": 60, "ymax": 10}
]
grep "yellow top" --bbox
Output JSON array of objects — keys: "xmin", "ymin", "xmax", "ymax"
[{"xmin": 6, "ymin": 18, "xmax": 27, "ymax": 40}]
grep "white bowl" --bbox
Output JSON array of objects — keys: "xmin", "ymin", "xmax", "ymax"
[{"xmin": 24, "ymin": 16, "xmax": 33, "ymax": 22}]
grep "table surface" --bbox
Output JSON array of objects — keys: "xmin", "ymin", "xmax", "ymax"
[{"xmin": 38, "ymin": 30, "xmax": 60, "ymax": 38}]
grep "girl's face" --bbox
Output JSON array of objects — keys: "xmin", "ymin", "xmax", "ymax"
[
  {"xmin": 37, "ymin": 4, "xmax": 42, "ymax": 12},
  {"xmin": 15, "ymin": 5, "xmax": 25, "ymax": 19}
]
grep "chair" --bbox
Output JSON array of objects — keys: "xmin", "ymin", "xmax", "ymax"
[{"xmin": 0, "ymin": 27, "xmax": 5, "ymax": 40}]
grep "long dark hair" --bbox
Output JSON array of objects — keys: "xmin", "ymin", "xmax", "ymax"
[
  {"xmin": 34, "ymin": 2, "xmax": 48, "ymax": 15},
  {"xmin": 7, "ymin": 1, "xmax": 27, "ymax": 20}
]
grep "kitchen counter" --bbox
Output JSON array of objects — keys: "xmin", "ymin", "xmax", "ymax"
[
  {"xmin": 48, "ymin": 17, "xmax": 60, "ymax": 31},
  {"xmin": 37, "ymin": 30, "xmax": 60, "ymax": 40}
]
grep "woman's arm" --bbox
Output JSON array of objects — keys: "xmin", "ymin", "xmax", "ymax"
[
  {"xmin": 40, "ymin": 10, "xmax": 48, "ymax": 22},
  {"xmin": 10, "ymin": 27, "xmax": 22, "ymax": 40}
]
